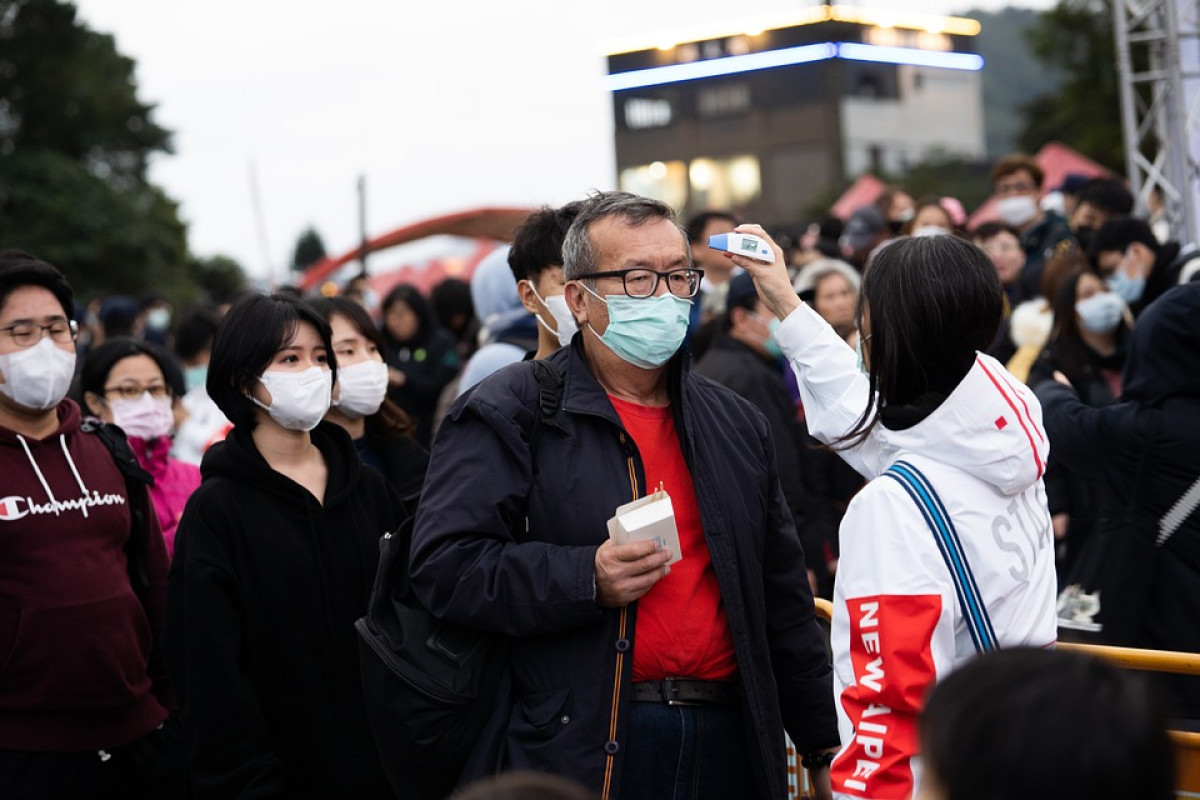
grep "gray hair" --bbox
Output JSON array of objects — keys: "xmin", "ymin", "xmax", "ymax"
[
  {"xmin": 561, "ymin": 191, "xmax": 689, "ymax": 281},
  {"xmin": 792, "ymin": 258, "xmax": 861, "ymax": 295}
]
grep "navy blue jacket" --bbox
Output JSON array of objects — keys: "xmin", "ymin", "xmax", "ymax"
[{"xmin": 410, "ymin": 340, "xmax": 838, "ymax": 799}]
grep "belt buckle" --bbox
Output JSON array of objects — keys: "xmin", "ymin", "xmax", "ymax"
[{"xmin": 663, "ymin": 678, "xmax": 696, "ymax": 707}]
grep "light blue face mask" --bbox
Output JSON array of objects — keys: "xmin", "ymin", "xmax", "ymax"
[
  {"xmin": 752, "ymin": 312, "xmax": 783, "ymax": 359},
  {"xmin": 184, "ymin": 365, "xmax": 208, "ymax": 392},
  {"xmin": 582, "ymin": 283, "xmax": 691, "ymax": 369},
  {"xmin": 1076, "ymin": 292, "xmax": 1125, "ymax": 334},
  {"xmin": 1106, "ymin": 268, "xmax": 1146, "ymax": 305},
  {"xmin": 855, "ymin": 333, "xmax": 868, "ymax": 374},
  {"xmin": 765, "ymin": 318, "xmax": 783, "ymax": 360}
]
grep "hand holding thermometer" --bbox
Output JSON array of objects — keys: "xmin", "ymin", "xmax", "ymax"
[{"xmin": 707, "ymin": 233, "xmax": 776, "ymax": 263}]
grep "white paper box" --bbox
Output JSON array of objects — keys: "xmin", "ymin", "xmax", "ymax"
[{"xmin": 607, "ymin": 492, "xmax": 682, "ymax": 565}]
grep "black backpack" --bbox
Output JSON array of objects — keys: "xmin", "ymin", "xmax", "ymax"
[
  {"xmin": 356, "ymin": 359, "xmax": 563, "ymax": 799},
  {"xmin": 81, "ymin": 419, "xmax": 155, "ymax": 593}
]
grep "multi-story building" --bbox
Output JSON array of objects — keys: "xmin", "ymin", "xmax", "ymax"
[{"xmin": 606, "ymin": 5, "xmax": 986, "ymax": 224}]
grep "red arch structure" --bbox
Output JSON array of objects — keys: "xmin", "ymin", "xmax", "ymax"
[{"xmin": 297, "ymin": 206, "xmax": 534, "ymax": 292}]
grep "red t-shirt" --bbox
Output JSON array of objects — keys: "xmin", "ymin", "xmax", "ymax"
[{"xmin": 608, "ymin": 395, "xmax": 737, "ymax": 682}]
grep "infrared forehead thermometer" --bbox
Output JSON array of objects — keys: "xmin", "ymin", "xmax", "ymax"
[{"xmin": 707, "ymin": 233, "xmax": 776, "ymax": 263}]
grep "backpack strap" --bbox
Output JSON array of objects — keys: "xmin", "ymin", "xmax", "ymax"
[
  {"xmin": 883, "ymin": 459, "xmax": 998, "ymax": 654},
  {"xmin": 529, "ymin": 359, "xmax": 564, "ymax": 465},
  {"xmin": 81, "ymin": 420, "xmax": 154, "ymax": 594}
]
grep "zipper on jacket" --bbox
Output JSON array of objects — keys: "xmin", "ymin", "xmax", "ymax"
[{"xmin": 602, "ymin": 436, "xmax": 641, "ymax": 799}]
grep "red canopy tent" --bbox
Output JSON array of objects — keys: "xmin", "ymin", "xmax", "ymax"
[{"xmin": 967, "ymin": 141, "xmax": 1116, "ymax": 229}]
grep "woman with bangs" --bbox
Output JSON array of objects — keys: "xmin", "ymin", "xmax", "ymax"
[
  {"xmin": 310, "ymin": 295, "xmax": 427, "ymax": 511},
  {"xmin": 164, "ymin": 293, "xmax": 404, "ymax": 799}
]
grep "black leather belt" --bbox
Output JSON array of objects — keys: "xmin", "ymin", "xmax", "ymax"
[{"xmin": 631, "ymin": 679, "xmax": 737, "ymax": 706}]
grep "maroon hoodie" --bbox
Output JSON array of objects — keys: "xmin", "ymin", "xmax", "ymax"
[{"xmin": 0, "ymin": 399, "xmax": 170, "ymax": 750}]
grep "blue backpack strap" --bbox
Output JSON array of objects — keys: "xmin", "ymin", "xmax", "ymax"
[{"xmin": 883, "ymin": 460, "xmax": 998, "ymax": 654}]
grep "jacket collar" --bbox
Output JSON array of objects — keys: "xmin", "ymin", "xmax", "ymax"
[{"xmin": 557, "ymin": 338, "xmax": 693, "ymax": 430}]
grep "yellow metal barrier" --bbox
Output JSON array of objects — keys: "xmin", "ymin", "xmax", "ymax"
[{"xmin": 807, "ymin": 597, "xmax": 1200, "ymax": 796}]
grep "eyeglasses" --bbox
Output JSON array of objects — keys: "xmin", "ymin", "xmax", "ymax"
[
  {"xmin": 585, "ymin": 268, "xmax": 704, "ymax": 299},
  {"xmin": 0, "ymin": 319, "xmax": 78, "ymax": 347},
  {"xmin": 103, "ymin": 384, "xmax": 171, "ymax": 400},
  {"xmin": 994, "ymin": 181, "xmax": 1037, "ymax": 197}
]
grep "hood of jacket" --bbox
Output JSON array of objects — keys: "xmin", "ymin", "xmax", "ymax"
[
  {"xmin": 878, "ymin": 353, "xmax": 1049, "ymax": 496},
  {"xmin": 0, "ymin": 397, "xmax": 83, "ymax": 447},
  {"xmin": 199, "ymin": 420, "xmax": 364, "ymax": 507},
  {"xmin": 1122, "ymin": 282, "xmax": 1200, "ymax": 405}
]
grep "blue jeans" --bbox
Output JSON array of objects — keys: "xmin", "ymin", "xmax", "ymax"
[{"xmin": 619, "ymin": 701, "xmax": 757, "ymax": 800}]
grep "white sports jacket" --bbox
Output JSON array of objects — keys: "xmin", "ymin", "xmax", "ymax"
[{"xmin": 774, "ymin": 303, "xmax": 1057, "ymax": 800}]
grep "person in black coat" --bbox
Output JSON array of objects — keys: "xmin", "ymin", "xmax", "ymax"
[
  {"xmin": 379, "ymin": 284, "xmax": 461, "ymax": 447},
  {"xmin": 164, "ymin": 294, "xmax": 405, "ymax": 798},
  {"xmin": 1036, "ymin": 282, "xmax": 1200, "ymax": 720},
  {"xmin": 310, "ymin": 296, "xmax": 427, "ymax": 510},
  {"xmin": 410, "ymin": 193, "xmax": 838, "ymax": 800}
]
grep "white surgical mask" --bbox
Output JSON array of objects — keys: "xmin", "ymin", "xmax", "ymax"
[
  {"xmin": 1075, "ymin": 292, "xmax": 1125, "ymax": 335},
  {"xmin": 526, "ymin": 281, "xmax": 578, "ymax": 347},
  {"xmin": 333, "ymin": 360, "xmax": 388, "ymax": 419},
  {"xmin": 996, "ymin": 194, "xmax": 1039, "ymax": 228},
  {"xmin": 110, "ymin": 392, "xmax": 174, "ymax": 440},
  {"xmin": 251, "ymin": 367, "xmax": 332, "ymax": 431},
  {"xmin": 145, "ymin": 307, "xmax": 171, "ymax": 330},
  {"xmin": 0, "ymin": 337, "xmax": 76, "ymax": 411}
]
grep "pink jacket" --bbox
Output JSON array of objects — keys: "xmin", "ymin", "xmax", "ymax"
[{"xmin": 131, "ymin": 436, "xmax": 202, "ymax": 556}]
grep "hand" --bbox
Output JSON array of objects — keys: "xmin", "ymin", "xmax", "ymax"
[
  {"xmin": 802, "ymin": 764, "xmax": 833, "ymax": 800},
  {"xmin": 388, "ymin": 367, "xmax": 407, "ymax": 387},
  {"xmin": 1052, "ymin": 512, "xmax": 1070, "ymax": 540},
  {"xmin": 1052, "ymin": 370, "xmax": 1072, "ymax": 388},
  {"xmin": 595, "ymin": 539, "xmax": 672, "ymax": 608},
  {"xmin": 726, "ymin": 224, "xmax": 801, "ymax": 321}
]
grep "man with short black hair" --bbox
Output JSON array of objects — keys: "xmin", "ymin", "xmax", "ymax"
[
  {"xmin": 685, "ymin": 210, "xmax": 740, "ymax": 323},
  {"xmin": 508, "ymin": 201, "xmax": 584, "ymax": 360},
  {"xmin": 1090, "ymin": 216, "xmax": 1200, "ymax": 317},
  {"xmin": 0, "ymin": 251, "xmax": 182, "ymax": 799},
  {"xmin": 411, "ymin": 191, "xmax": 838, "ymax": 799},
  {"xmin": 989, "ymin": 153, "xmax": 1073, "ymax": 300},
  {"xmin": 1070, "ymin": 178, "xmax": 1134, "ymax": 243}
]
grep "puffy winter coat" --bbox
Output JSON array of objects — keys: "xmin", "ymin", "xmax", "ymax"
[{"xmin": 410, "ymin": 341, "xmax": 839, "ymax": 799}]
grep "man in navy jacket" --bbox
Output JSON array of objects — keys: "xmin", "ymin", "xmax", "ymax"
[{"xmin": 411, "ymin": 192, "xmax": 838, "ymax": 800}]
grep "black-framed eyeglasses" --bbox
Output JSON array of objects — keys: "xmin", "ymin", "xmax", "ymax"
[
  {"xmin": 585, "ymin": 268, "xmax": 704, "ymax": 299},
  {"xmin": 103, "ymin": 384, "xmax": 171, "ymax": 401},
  {"xmin": 0, "ymin": 319, "xmax": 78, "ymax": 347}
]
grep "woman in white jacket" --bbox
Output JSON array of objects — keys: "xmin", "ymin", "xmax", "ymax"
[{"xmin": 726, "ymin": 229, "xmax": 1058, "ymax": 800}]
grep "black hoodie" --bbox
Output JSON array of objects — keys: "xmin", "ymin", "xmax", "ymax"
[
  {"xmin": 165, "ymin": 421, "xmax": 404, "ymax": 799},
  {"xmin": 1036, "ymin": 283, "xmax": 1200, "ymax": 716}
]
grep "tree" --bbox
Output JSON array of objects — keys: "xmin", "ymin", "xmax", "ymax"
[
  {"xmin": 1016, "ymin": 0, "xmax": 1125, "ymax": 170},
  {"xmin": 0, "ymin": 0, "xmax": 192, "ymax": 301},
  {"xmin": 186, "ymin": 254, "xmax": 248, "ymax": 306},
  {"xmin": 291, "ymin": 226, "xmax": 327, "ymax": 273}
]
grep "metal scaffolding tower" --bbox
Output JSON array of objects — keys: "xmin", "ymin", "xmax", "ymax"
[{"xmin": 1113, "ymin": 0, "xmax": 1200, "ymax": 244}]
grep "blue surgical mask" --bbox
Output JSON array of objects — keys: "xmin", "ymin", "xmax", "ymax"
[
  {"xmin": 1076, "ymin": 292, "xmax": 1125, "ymax": 334},
  {"xmin": 752, "ymin": 312, "xmax": 783, "ymax": 359},
  {"xmin": 764, "ymin": 318, "xmax": 783, "ymax": 360},
  {"xmin": 184, "ymin": 365, "xmax": 208, "ymax": 392},
  {"xmin": 855, "ymin": 334, "xmax": 868, "ymax": 374},
  {"xmin": 1106, "ymin": 268, "xmax": 1146, "ymax": 305},
  {"xmin": 581, "ymin": 284, "xmax": 691, "ymax": 369}
]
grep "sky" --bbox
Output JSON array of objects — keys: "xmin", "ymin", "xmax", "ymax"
[{"xmin": 72, "ymin": 0, "xmax": 1055, "ymax": 282}]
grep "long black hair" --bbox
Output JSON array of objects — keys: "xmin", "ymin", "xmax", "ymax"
[
  {"xmin": 840, "ymin": 235, "xmax": 1003, "ymax": 446},
  {"xmin": 308, "ymin": 296, "xmax": 416, "ymax": 441},
  {"xmin": 380, "ymin": 284, "xmax": 435, "ymax": 348},
  {"xmin": 1045, "ymin": 269, "xmax": 1129, "ymax": 394}
]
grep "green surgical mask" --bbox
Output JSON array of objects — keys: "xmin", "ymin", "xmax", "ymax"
[{"xmin": 582, "ymin": 283, "xmax": 691, "ymax": 369}]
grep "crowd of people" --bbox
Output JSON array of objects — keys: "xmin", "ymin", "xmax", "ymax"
[{"xmin": 0, "ymin": 150, "xmax": 1196, "ymax": 800}]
